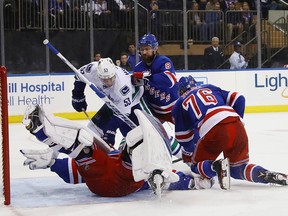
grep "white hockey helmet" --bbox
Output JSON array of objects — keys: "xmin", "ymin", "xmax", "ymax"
[{"xmin": 97, "ymin": 58, "xmax": 116, "ymax": 80}]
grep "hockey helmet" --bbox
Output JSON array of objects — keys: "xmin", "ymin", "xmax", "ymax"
[
  {"xmin": 177, "ymin": 75, "xmax": 197, "ymax": 96},
  {"xmin": 97, "ymin": 58, "xmax": 116, "ymax": 80},
  {"xmin": 139, "ymin": 33, "xmax": 159, "ymax": 49}
]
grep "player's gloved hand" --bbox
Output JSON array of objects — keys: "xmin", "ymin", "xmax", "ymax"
[
  {"xmin": 132, "ymin": 72, "xmax": 144, "ymax": 79},
  {"xmin": 103, "ymin": 130, "xmax": 116, "ymax": 146},
  {"xmin": 131, "ymin": 72, "xmax": 145, "ymax": 86},
  {"xmin": 181, "ymin": 150, "xmax": 193, "ymax": 165},
  {"xmin": 72, "ymin": 95, "xmax": 87, "ymax": 112},
  {"xmin": 20, "ymin": 148, "xmax": 59, "ymax": 170}
]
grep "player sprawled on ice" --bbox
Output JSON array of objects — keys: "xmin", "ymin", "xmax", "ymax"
[
  {"xmin": 131, "ymin": 33, "xmax": 181, "ymax": 157},
  {"xmin": 21, "ymin": 105, "xmax": 214, "ymax": 198},
  {"xmin": 172, "ymin": 75, "xmax": 288, "ymax": 190},
  {"xmin": 71, "ymin": 57, "xmax": 145, "ymax": 147}
]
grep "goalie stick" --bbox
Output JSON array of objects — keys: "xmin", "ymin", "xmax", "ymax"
[{"xmin": 43, "ymin": 39, "xmax": 136, "ymax": 130}]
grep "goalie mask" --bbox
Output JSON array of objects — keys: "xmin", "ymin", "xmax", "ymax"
[
  {"xmin": 177, "ymin": 75, "xmax": 197, "ymax": 96},
  {"xmin": 97, "ymin": 58, "xmax": 116, "ymax": 87}
]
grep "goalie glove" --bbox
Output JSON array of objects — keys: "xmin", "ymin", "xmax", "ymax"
[{"xmin": 20, "ymin": 148, "xmax": 59, "ymax": 170}]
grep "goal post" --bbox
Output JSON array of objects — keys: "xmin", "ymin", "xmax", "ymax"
[{"xmin": 0, "ymin": 66, "xmax": 10, "ymax": 205}]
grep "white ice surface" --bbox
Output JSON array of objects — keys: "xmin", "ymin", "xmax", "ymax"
[{"xmin": 2, "ymin": 113, "xmax": 288, "ymax": 216}]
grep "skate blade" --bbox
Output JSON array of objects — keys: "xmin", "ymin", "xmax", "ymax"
[{"xmin": 220, "ymin": 158, "xmax": 231, "ymax": 190}]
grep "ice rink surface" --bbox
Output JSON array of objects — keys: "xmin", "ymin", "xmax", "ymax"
[{"xmin": 2, "ymin": 112, "xmax": 288, "ymax": 216}]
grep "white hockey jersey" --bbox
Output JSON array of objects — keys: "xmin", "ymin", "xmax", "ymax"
[{"xmin": 78, "ymin": 62, "xmax": 144, "ymax": 115}]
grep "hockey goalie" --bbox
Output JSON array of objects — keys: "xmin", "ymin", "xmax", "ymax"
[{"xmin": 21, "ymin": 105, "xmax": 213, "ymax": 198}]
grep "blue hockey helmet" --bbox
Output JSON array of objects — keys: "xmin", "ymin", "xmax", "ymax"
[
  {"xmin": 139, "ymin": 33, "xmax": 159, "ymax": 48},
  {"xmin": 177, "ymin": 75, "xmax": 197, "ymax": 96}
]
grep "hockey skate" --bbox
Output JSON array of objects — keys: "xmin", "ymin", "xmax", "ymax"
[
  {"xmin": 147, "ymin": 169, "xmax": 165, "ymax": 198},
  {"xmin": 212, "ymin": 158, "xmax": 231, "ymax": 190},
  {"xmin": 258, "ymin": 171, "xmax": 288, "ymax": 186},
  {"xmin": 22, "ymin": 104, "xmax": 43, "ymax": 133}
]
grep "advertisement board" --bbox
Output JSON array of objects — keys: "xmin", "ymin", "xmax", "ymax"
[{"xmin": 8, "ymin": 69, "xmax": 288, "ymax": 122}]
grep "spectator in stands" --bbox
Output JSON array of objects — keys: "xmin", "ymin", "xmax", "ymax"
[
  {"xmin": 205, "ymin": 1, "xmax": 223, "ymax": 40},
  {"xmin": 229, "ymin": 41, "xmax": 249, "ymax": 69},
  {"xmin": 189, "ymin": 2, "xmax": 208, "ymax": 42},
  {"xmin": 119, "ymin": 52, "xmax": 133, "ymax": 71},
  {"xmin": 219, "ymin": 0, "xmax": 230, "ymax": 12},
  {"xmin": 226, "ymin": 2, "xmax": 244, "ymax": 42},
  {"xmin": 111, "ymin": 0, "xmax": 128, "ymax": 10},
  {"xmin": 205, "ymin": 0, "xmax": 219, "ymax": 10},
  {"xmin": 198, "ymin": 0, "xmax": 208, "ymax": 10},
  {"xmin": 22, "ymin": 0, "xmax": 40, "ymax": 29},
  {"xmin": 113, "ymin": 0, "xmax": 133, "ymax": 28},
  {"xmin": 237, "ymin": 0, "xmax": 256, "ymax": 10},
  {"xmin": 94, "ymin": 52, "xmax": 101, "ymax": 62},
  {"xmin": 203, "ymin": 36, "xmax": 225, "ymax": 69},
  {"xmin": 241, "ymin": 1, "xmax": 256, "ymax": 42},
  {"xmin": 70, "ymin": 0, "xmax": 85, "ymax": 29},
  {"xmin": 49, "ymin": 0, "xmax": 70, "ymax": 29},
  {"xmin": 127, "ymin": 43, "xmax": 140, "ymax": 70},
  {"xmin": 81, "ymin": 0, "xmax": 112, "ymax": 28},
  {"xmin": 149, "ymin": 0, "xmax": 160, "ymax": 36},
  {"xmin": 260, "ymin": 0, "xmax": 281, "ymax": 19},
  {"xmin": 116, "ymin": 59, "xmax": 121, "ymax": 66}
]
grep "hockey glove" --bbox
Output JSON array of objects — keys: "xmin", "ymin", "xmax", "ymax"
[
  {"xmin": 131, "ymin": 72, "xmax": 144, "ymax": 86},
  {"xmin": 131, "ymin": 72, "xmax": 151, "ymax": 86},
  {"xmin": 20, "ymin": 148, "xmax": 58, "ymax": 170},
  {"xmin": 182, "ymin": 150, "xmax": 193, "ymax": 165},
  {"xmin": 132, "ymin": 72, "xmax": 144, "ymax": 79},
  {"xmin": 103, "ymin": 130, "xmax": 116, "ymax": 146},
  {"xmin": 72, "ymin": 95, "xmax": 87, "ymax": 112}
]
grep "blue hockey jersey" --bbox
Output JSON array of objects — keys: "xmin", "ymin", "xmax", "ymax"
[
  {"xmin": 172, "ymin": 84, "xmax": 245, "ymax": 153},
  {"xmin": 134, "ymin": 55, "xmax": 178, "ymax": 116}
]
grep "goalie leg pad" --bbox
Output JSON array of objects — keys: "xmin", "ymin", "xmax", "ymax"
[
  {"xmin": 130, "ymin": 110, "xmax": 179, "ymax": 184},
  {"xmin": 43, "ymin": 112, "xmax": 84, "ymax": 149},
  {"xmin": 78, "ymin": 128, "xmax": 94, "ymax": 147},
  {"xmin": 66, "ymin": 128, "xmax": 95, "ymax": 159},
  {"xmin": 126, "ymin": 126, "xmax": 143, "ymax": 148}
]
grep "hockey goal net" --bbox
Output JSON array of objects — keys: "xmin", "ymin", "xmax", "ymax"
[{"xmin": 0, "ymin": 66, "xmax": 10, "ymax": 205}]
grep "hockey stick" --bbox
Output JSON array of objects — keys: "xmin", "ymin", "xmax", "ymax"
[
  {"xmin": 82, "ymin": 109, "xmax": 116, "ymax": 150},
  {"xmin": 43, "ymin": 39, "xmax": 136, "ymax": 129},
  {"xmin": 82, "ymin": 109, "xmax": 103, "ymax": 136},
  {"xmin": 172, "ymin": 158, "xmax": 182, "ymax": 164}
]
